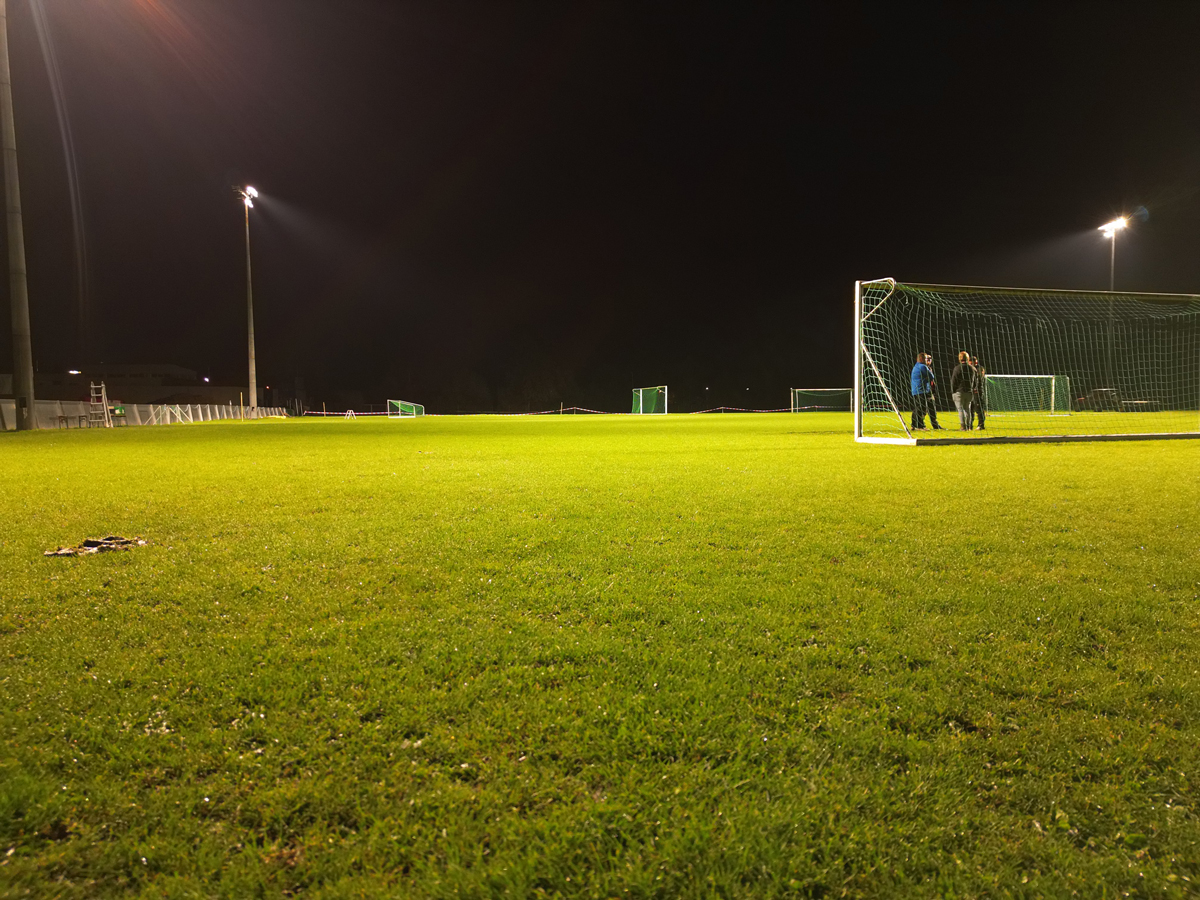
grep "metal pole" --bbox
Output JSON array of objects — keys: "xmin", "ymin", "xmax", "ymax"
[
  {"xmin": 1109, "ymin": 234, "xmax": 1115, "ymax": 292},
  {"xmin": 1107, "ymin": 235, "xmax": 1115, "ymax": 389},
  {"xmin": 244, "ymin": 203, "xmax": 257, "ymax": 417},
  {"xmin": 853, "ymin": 280, "xmax": 863, "ymax": 439},
  {"xmin": 0, "ymin": 0, "xmax": 35, "ymax": 430}
]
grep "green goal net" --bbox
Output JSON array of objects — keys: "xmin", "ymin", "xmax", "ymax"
[
  {"xmin": 791, "ymin": 388, "xmax": 852, "ymax": 411},
  {"xmin": 855, "ymin": 280, "xmax": 1200, "ymax": 443},
  {"xmin": 631, "ymin": 386, "xmax": 667, "ymax": 415},
  {"xmin": 983, "ymin": 375, "xmax": 1072, "ymax": 413},
  {"xmin": 387, "ymin": 399, "xmax": 425, "ymax": 418}
]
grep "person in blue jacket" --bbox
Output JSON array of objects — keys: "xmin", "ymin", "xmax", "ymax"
[{"xmin": 910, "ymin": 351, "xmax": 938, "ymax": 431}]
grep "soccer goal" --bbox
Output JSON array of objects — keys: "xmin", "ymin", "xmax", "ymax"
[
  {"xmin": 984, "ymin": 374, "xmax": 1072, "ymax": 414},
  {"xmin": 631, "ymin": 386, "xmax": 667, "ymax": 415},
  {"xmin": 854, "ymin": 279, "xmax": 1200, "ymax": 444},
  {"xmin": 387, "ymin": 399, "xmax": 425, "ymax": 418},
  {"xmin": 791, "ymin": 388, "xmax": 852, "ymax": 412}
]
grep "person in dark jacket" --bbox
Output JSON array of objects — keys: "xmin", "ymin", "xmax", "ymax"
[
  {"xmin": 923, "ymin": 353, "xmax": 943, "ymax": 430},
  {"xmin": 950, "ymin": 351, "xmax": 977, "ymax": 430},
  {"xmin": 971, "ymin": 355, "xmax": 986, "ymax": 430}
]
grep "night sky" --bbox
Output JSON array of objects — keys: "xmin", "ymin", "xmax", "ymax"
[{"xmin": 3, "ymin": 1, "xmax": 1200, "ymax": 412}]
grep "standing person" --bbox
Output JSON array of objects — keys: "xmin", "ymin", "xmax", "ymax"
[
  {"xmin": 971, "ymin": 355, "xmax": 986, "ymax": 430},
  {"xmin": 924, "ymin": 353, "xmax": 943, "ymax": 430},
  {"xmin": 950, "ymin": 351, "xmax": 977, "ymax": 430},
  {"xmin": 910, "ymin": 351, "xmax": 934, "ymax": 430}
]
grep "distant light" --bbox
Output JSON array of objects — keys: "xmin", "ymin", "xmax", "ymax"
[
  {"xmin": 1098, "ymin": 216, "xmax": 1128, "ymax": 238},
  {"xmin": 68, "ymin": 369, "xmax": 81, "ymax": 375},
  {"xmin": 203, "ymin": 377, "xmax": 210, "ymax": 383}
]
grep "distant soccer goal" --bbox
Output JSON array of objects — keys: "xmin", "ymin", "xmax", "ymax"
[
  {"xmin": 984, "ymin": 375, "xmax": 1071, "ymax": 414},
  {"xmin": 854, "ymin": 279, "xmax": 1200, "ymax": 444},
  {"xmin": 631, "ymin": 386, "xmax": 667, "ymax": 415},
  {"xmin": 387, "ymin": 399, "xmax": 425, "ymax": 418},
  {"xmin": 791, "ymin": 388, "xmax": 852, "ymax": 412}
]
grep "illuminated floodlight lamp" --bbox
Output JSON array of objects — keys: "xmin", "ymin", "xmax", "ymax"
[
  {"xmin": 1098, "ymin": 216, "xmax": 1129, "ymax": 292},
  {"xmin": 68, "ymin": 369, "xmax": 81, "ymax": 375},
  {"xmin": 235, "ymin": 185, "xmax": 257, "ymax": 208}
]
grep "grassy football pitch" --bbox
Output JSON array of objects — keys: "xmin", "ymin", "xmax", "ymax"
[
  {"xmin": 862, "ymin": 409, "xmax": 1200, "ymax": 442},
  {"xmin": 1, "ymin": 414, "xmax": 1198, "ymax": 898}
]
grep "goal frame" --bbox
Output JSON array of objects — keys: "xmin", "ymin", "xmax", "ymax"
[
  {"xmin": 984, "ymin": 374, "xmax": 1071, "ymax": 415},
  {"xmin": 853, "ymin": 278, "xmax": 1200, "ymax": 446},
  {"xmin": 631, "ymin": 386, "xmax": 668, "ymax": 415},
  {"xmin": 387, "ymin": 399, "xmax": 425, "ymax": 419},
  {"xmin": 790, "ymin": 387, "xmax": 852, "ymax": 412}
]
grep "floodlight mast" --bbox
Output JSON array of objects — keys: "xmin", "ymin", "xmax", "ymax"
[
  {"xmin": 1098, "ymin": 216, "xmax": 1128, "ymax": 389},
  {"xmin": 0, "ymin": 0, "xmax": 36, "ymax": 429},
  {"xmin": 235, "ymin": 186, "xmax": 258, "ymax": 416}
]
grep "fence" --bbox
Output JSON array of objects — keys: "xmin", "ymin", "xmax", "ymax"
[{"xmin": 0, "ymin": 400, "xmax": 288, "ymax": 432}]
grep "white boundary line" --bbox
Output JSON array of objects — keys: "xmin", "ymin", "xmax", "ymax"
[{"xmin": 858, "ymin": 432, "xmax": 1200, "ymax": 446}]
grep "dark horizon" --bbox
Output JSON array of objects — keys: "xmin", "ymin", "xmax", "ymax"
[{"xmin": 3, "ymin": 1, "xmax": 1200, "ymax": 412}]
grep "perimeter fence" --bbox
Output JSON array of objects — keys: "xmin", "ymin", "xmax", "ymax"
[
  {"xmin": 303, "ymin": 405, "xmax": 795, "ymax": 417},
  {"xmin": 0, "ymin": 399, "xmax": 289, "ymax": 431}
]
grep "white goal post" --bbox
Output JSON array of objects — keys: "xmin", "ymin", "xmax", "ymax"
[
  {"xmin": 387, "ymin": 399, "xmax": 425, "ymax": 418},
  {"xmin": 854, "ymin": 279, "xmax": 1200, "ymax": 444}
]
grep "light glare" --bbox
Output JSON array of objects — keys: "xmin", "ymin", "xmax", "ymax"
[
  {"xmin": 246, "ymin": 186, "xmax": 258, "ymax": 198},
  {"xmin": 1098, "ymin": 216, "xmax": 1128, "ymax": 237}
]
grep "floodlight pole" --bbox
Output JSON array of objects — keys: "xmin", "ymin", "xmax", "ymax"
[
  {"xmin": 245, "ymin": 201, "xmax": 257, "ymax": 417},
  {"xmin": 0, "ymin": 0, "xmax": 35, "ymax": 430},
  {"xmin": 1098, "ymin": 218, "xmax": 1127, "ymax": 393},
  {"xmin": 1107, "ymin": 234, "xmax": 1114, "ymax": 388},
  {"xmin": 1109, "ymin": 232, "xmax": 1116, "ymax": 293},
  {"xmin": 236, "ymin": 188, "xmax": 258, "ymax": 418},
  {"xmin": 1109, "ymin": 234, "xmax": 1117, "ymax": 390}
]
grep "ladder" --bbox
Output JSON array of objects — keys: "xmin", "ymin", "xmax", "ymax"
[{"xmin": 89, "ymin": 382, "xmax": 112, "ymax": 428}]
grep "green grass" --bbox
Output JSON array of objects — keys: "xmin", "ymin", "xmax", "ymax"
[
  {"xmin": 865, "ymin": 408, "xmax": 1200, "ymax": 440},
  {"xmin": 1, "ymin": 413, "xmax": 1198, "ymax": 898}
]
